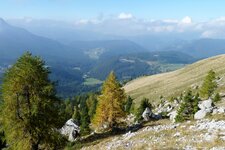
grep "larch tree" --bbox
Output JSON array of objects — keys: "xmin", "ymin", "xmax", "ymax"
[
  {"xmin": 0, "ymin": 52, "xmax": 63, "ymax": 150},
  {"xmin": 92, "ymin": 71, "xmax": 126, "ymax": 131}
]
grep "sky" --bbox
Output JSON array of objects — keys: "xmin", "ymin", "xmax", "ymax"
[
  {"xmin": 2, "ymin": 0, "xmax": 225, "ymax": 39},
  {"xmin": 1, "ymin": 0, "xmax": 225, "ymax": 21}
]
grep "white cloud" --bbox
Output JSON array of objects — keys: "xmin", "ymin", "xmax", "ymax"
[
  {"xmin": 118, "ymin": 13, "xmax": 133, "ymax": 20},
  {"xmin": 9, "ymin": 15, "xmax": 225, "ymax": 39},
  {"xmin": 181, "ymin": 16, "xmax": 192, "ymax": 24},
  {"xmin": 74, "ymin": 19, "xmax": 89, "ymax": 25},
  {"xmin": 163, "ymin": 19, "xmax": 179, "ymax": 23}
]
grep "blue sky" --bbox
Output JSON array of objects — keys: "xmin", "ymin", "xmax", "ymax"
[
  {"xmin": 1, "ymin": 0, "xmax": 225, "ymax": 21},
  {"xmin": 2, "ymin": 0, "xmax": 225, "ymax": 39}
]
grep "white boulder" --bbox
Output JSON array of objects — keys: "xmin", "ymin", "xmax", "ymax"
[
  {"xmin": 194, "ymin": 110, "xmax": 207, "ymax": 120},
  {"xmin": 142, "ymin": 107, "xmax": 152, "ymax": 121},
  {"xmin": 60, "ymin": 119, "xmax": 80, "ymax": 142},
  {"xmin": 167, "ymin": 111, "xmax": 177, "ymax": 123},
  {"xmin": 198, "ymin": 99, "xmax": 213, "ymax": 112}
]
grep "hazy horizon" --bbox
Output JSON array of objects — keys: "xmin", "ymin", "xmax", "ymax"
[{"xmin": 1, "ymin": 0, "xmax": 225, "ymax": 39}]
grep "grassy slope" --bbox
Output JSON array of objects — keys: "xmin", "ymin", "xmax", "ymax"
[{"xmin": 124, "ymin": 54, "xmax": 225, "ymax": 105}]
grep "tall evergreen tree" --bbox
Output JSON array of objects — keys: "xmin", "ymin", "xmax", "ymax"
[
  {"xmin": 200, "ymin": 70, "xmax": 217, "ymax": 99},
  {"xmin": 0, "ymin": 52, "xmax": 63, "ymax": 150},
  {"xmin": 86, "ymin": 94, "xmax": 98, "ymax": 119},
  {"xmin": 175, "ymin": 90, "xmax": 199, "ymax": 122},
  {"xmin": 72, "ymin": 105, "xmax": 81, "ymax": 125},
  {"xmin": 193, "ymin": 93, "xmax": 200, "ymax": 114},
  {"xmin": 64, "ymin": 99, "xmax": 73, "ymax": 120},
  {"xmin": 125, "ymin": 96, "xmax": 133, "ymax": 113},
  {"xmin": 92, "ymin": 71, "xmax": 126, "ymax": 131},
  {"xmin": 80, "ymin": 101, "xmax": 90, "ymax": 135}
]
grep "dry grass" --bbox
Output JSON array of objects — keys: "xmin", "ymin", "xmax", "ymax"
[{"xmin": 124, "ymin": 54, "xmax": 225, "ymax": 105}]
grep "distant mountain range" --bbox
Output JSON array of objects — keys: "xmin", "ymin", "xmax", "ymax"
[{"xmin": 1, "ymin": 17, "xmax": 225, "ymax": 97}]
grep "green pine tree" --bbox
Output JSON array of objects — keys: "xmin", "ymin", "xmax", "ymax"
[
  {"xmin": 72, "ymin": 105, "xmax": 81, "ymax": 125},
  {"xmin": 125, "ymin": 96, "xmax": 133, "ymax": 113},
  {"xmin": 213, "ymin": 93, "xmax": 221, "ymax": 103},
  {"xmin": 200, "ymin": 70, "xmax": 217, "ymax": 99},
  {"xmin": 175, "ymin": 90, "xmax": 197, "ymax": 122},
  {"xmin": 64, "ymin": 99, "xmax": 73, "ymax": 120},
  {"xmin": 193, "ymin": 93, "xmax": 200, "ymax": 114},
  {"xmin": 80, "ymin": 101, "xmax": 90, "ymax": 135},
  {"xmin": 86, "ymin": 94, "xmax": 98, "ymax": 119},
  {"xmin": 136, "ymin": 98, "xmax": 152, "ymax": 121},
  {"xmin": 0, "ymin": 52, "xmax": 64, "ymax": 150}
]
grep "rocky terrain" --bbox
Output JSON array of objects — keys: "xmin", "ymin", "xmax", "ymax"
[
  {"xmin": 77, "ymin": 96, "xmax": 225, "ymax": 150},
  {"xmin": 81, "ymin": 117, "xmax": 225, "ymax": 150}
]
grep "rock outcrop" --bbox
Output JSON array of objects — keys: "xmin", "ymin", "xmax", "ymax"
[
  {"xmin": 60, "ymin": 119, "xmax": 80, "ymax": 142},
  {"xmin": 194, "ymin": 109, "xmax": 207, "ymax": 120},
  {"xmin": 142, "ymin": 107, "xmax": 152, "ymax": 121},
  {"xmin": 194, "ymin": 99, "xmax": 214, "ymax": 120},
  {"xmin": 142, "ymin": 107, "xmax": 162, "ymax": 121},
  {"xmin": 198, "ymin": 98, "xmax": 213, "ymax": 113},
  {"xmin": 167, "ymin": 110, "xmax": 177, "ymax": 123}
]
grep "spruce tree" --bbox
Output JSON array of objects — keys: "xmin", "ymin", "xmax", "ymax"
[
  {"xmin": 86, "ymin": 94, "xmax": 98, "ymax": 119},
  {"xmin": 175, "ymin": 90, "xmax": 198, "ymax": 122},
  {"xmin": 92, "ymin": 71, "xmax": 126, "ymax": 131},
  {"xmin": 200, "ymin": 70, "xmax": 217, "ymax": 99},
  {"xmin": 0, "ymin": 52, "xmax": 63, "ymax": 150},
  {"xmin": 72, "ymin": 105, "xmax": 81, "ymax": 125},
  {"xmin": 64, "ymin": 99, "xmax": 73, "ymax": 120},
  {"xmin": 125, "ymin": 96, "xmax": 133, "ymax": 113},
  {"xmin": 193, "ymin": 93, "xmax": 200, "ymax": 114},
  {"xmin": 80, "ymin": 101, "xmax": 90, "ymax": 135}
]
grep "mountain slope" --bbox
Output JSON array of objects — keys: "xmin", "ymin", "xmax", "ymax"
[
  {"xmin": 124, "ymin": 54, "xmax": 225, "ymax": 105},
  {"xmin": 69, "ymin": 40, "xmax": 147, "ymax": 59},
  {"xmin": 0, "ymin": 18, "xmax": 86, "ymax": 64},
  {"xmin": 163, "ymin": 38, "xmax": 225, "ymax": 58},
  {"xmin": 89, "ymin": 51, "xmax": 195, "ymax": 80}
]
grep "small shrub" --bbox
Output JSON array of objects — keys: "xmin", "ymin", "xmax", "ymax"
[{"xmin": 213, "ymin": 93, "xmax": 221, "ymax": 103}]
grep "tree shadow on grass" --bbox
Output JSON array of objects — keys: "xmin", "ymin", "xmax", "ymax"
[{"xmin": 70, "ymin": 120, "xmax": 165, "ymax": 149}]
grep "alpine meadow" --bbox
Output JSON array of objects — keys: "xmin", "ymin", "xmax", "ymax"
[{"xmin": 2, "ymin": 1, "xmax": 225, "ymax": 150}]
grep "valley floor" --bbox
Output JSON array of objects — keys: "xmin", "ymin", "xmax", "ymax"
[{"xmin": 80, "ymin": 115, "xmax": 225, "ymax": 150}]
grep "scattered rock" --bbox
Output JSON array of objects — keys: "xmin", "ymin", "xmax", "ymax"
[
  {"xmin": 218, "ymin": 107, "xmax": 225, "ymax": 114},
  {"xmin": 152, "ymin": 113, "xmax": 162, "ymax": 120},
  {"xmin": 167, "ymin": 110, "xmax": 177, "ymax": 122},
  {"xmin": 174, "ymin": 132, "xmax": 181, "ymax": 137},
  {"xmin": 123, "ymin": 131, "xmax": 135, "ymax": 140},
  {"xmin": 192, "ymin": 119, "xmax": 225, "ymax": 132}
]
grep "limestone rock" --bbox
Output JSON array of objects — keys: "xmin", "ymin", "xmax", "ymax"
[
  {"xmin": 167, "ymin": 111, "xmax": 177, "ymax": 123},
  {"xmin": 60, "ymin": 119, "xmax": 80, "ymax": 142},
  {"xmin": 194, "ymin": 110, "xmax": 207, "ymax": 120},
  {"xmin": 198, "ymin": 99, "xmax": 213, "ymax": 112},
  {"xmin": 142, "ymin": 107, "xmax": 152, "ymax": 121}
]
